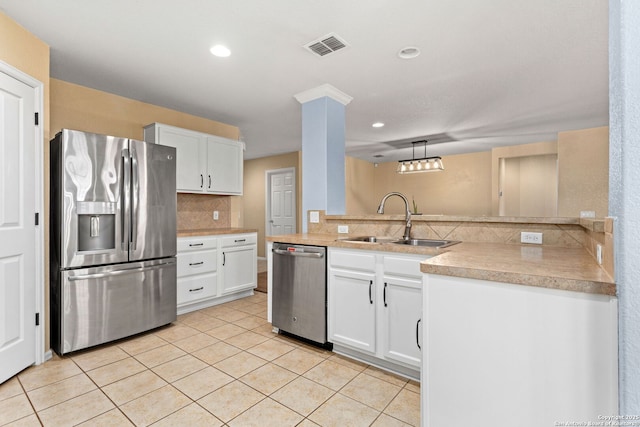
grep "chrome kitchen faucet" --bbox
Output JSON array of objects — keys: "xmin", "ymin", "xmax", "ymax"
[{"xmin": 377, "ymin": 192, "xmax": 412, "ymax": 240}]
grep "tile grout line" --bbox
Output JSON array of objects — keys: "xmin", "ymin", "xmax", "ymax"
[
  {"xmin": 8, "ymin": 291, "xmax": 419, "ymax": 427},
  {"xmin": 15, "ymin": 373, "xmax": 43, "ymax": 426}
]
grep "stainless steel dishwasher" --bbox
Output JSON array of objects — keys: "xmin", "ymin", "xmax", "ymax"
[{"xmin": 272, "ymin": 243, "xmax": 328, "ymax": 345}]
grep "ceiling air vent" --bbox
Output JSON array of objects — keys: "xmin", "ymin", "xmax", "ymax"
[{"xmin": 304, "ymin": 33, "xmax": 348, "ymax": 57}]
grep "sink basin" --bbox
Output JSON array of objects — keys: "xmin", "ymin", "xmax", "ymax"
[
  {"xmin": 339, "ymin": 236, "xmax": 394, "ymax": 243},
  {"xmin": 391, "ymin": 238, "xmax": 461, "ymax": 248}
]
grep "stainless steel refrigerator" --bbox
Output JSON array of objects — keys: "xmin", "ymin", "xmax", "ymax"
[{"xmin": 50, "ymin": 129, "xmax": 177, "ymax": 355}]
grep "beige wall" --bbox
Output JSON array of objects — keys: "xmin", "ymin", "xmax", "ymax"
[
  {"xmin": 1, "ymin": 12, "xmax": 51, "ymax": 350},
  {"xmin": 50, "ymin": 79, "xmax": 239, "ymax": 141},
  {"xmin": 243, "ymin": 152, "xmax": 301, "ymax": 257},
  {"xmin": 371, "ymin": 151, "xmax": 493, "ymax": 216},
  {"xmin": 558, "ymin": 127, "xmax": 609, "ymax": 217},
  {"xmin": 359, "ymin": 127, "xmax": 608, "ymax": 218},
  {"xmin": 346, "ymin": 157, "xmax": 377, "ymax": 214}
]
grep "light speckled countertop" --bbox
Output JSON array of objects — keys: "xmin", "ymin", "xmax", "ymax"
[
  {"xmin": 178, "ymin": 228, "xmax": 258, "ymax": 237},
  {"xmin": 267, "ymin": 234, "xmax": 616, "ymax": 296}
]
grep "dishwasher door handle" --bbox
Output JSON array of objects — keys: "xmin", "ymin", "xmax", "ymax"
[{"xmin": 272, "ymin": 249, "xmax": 324, "ymax": 258}]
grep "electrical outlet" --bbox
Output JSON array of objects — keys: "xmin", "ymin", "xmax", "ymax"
[
  {"xmin": 309, "ymin": 211, "xmax": 320, "ymax": 223},
  {"xmin": 596, "ymin": 244, "xmax": 603, "ymax": 264},
  {"xmin": 521, "ymin": 232, "xmax": 543, "ymax": 245},
  {"xmin": 580, "ymin": 210, "xmax": 596, "ymax": 218},
  {"xmin": 337, "ymin": 225, "xmax": 349, "ymax": 234},
  {"xmin": 213, "ymin": 210, "xmax": 219, "ymax": 220}
]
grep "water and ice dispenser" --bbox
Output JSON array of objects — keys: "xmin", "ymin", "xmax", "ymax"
[{"xmin": 77, "ymin": 201, "xmax": 116, "ymax": 252}]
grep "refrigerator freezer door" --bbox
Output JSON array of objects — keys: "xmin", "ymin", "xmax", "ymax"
[
  {"xmin": 128, "ymin": 139, "xmax": 177, "ymax": 261},
  {"xmin": 52, "ymin": 129, "xmax": 129, "ymax": 269},
  {"xmin": 52, "ymin": 258, "xmax": 177, "ymax": 354}
]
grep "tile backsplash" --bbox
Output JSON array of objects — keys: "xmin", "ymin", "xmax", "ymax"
[{"xmin": 177, "ymin": 193, "xmax": 231, "ymax": 230}]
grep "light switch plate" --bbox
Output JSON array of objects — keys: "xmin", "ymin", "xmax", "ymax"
[
  {"xmin": 213, "ymin": 210, "xmax": 219, "ymax": 220},
  {"xmin": 337, "ymin": 225, "xmax": 349, "ymax": 234},
  {"xmin": 309, "ymin": 211, "xmax": 320, "ymax": 223}
]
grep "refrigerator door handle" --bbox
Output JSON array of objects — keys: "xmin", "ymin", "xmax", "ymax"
[
  {"xmin": 68, "ymin": 262, "xmax": 173, "ymax": 281},
  {"xmin": 121, "ymin": 149, "xmax": 131, "ymax": 251},
  {"xmin": 130, "ymin": 147, "xmax": 139, "ymax": 251}
]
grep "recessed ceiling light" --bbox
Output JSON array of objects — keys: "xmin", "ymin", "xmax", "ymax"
[
  {"xmin": 372, "ymin": 122, "xmax": 385, "ymax": 128},
  {"xmin": 210, "ymin": 45, "xmax": 231, "ymax": 57},
  {"xmin": 398, "ymin": 47, "xmax": 420, "ymax": 59}
]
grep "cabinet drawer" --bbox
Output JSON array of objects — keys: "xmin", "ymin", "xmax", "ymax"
[
  {"xmin": 329, "ymin": 249, "xmax": 376, "ymax": 272},
  {"xmin": 221, "ymin": 234, "xmax": 257, "ymax": 247},
  {"xmin": 177, "ymin": 274, "xmax": 217, "ymax": 304},
  {"xmin": 177, "ymin": 250, "xmax": 217, "ymax": 277},
  {"xmin": 178, "ymin": 236, "xmax": 217, "ymax": 252},
  {"xmin": 383, "ymin": 254, "xmax": 426, "ymax": 279}
]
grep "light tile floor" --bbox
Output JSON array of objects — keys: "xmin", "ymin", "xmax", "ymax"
[{"xmin": 0, "ymin": 292, "xmax": 420, "ymax": 426}]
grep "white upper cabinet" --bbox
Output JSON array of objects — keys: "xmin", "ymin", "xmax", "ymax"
[
  {"xmin": 207, "ymin": 136, "xmax": 243, "ymax": 195},
  {"xmin": 144, "ymin": 123, "xmax": 243, "ymax": 195}
]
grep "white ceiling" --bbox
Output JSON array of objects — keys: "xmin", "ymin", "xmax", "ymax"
[{"xmin": 0, "ymin": 0, "xmax": 608, "ymax": 162}]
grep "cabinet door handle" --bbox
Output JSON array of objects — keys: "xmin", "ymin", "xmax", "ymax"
[
  {"xmin": 383, "ymin": 282, "xmax": 388, "ymax": 307},
  {"xmin": 368, "ymin": 280, "xmax": 373, "ymax": 304},
  {"xmin": 189, "ymin": 287, "xmax": 204, "ymax": 292},
  {"xmin": 416, "ymin": 319, "xmax": 422, "ymax": 350},
  {"xmin": 223, "ymin": 252, "xmax": 226, "ymax": 266},
  {"xmin": 200, "ymin": 174, "xmax": 203, "ymax": 188},
  {"xmin": 189, "ymin": 261, "xmax": 204, "ymax": 266},
  {"xmin": 208, "ymin": 175, "xmax": 212, "ymax": 189}
]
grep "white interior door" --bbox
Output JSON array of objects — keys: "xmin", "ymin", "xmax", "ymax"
[
  {"xmin": 266, "ymin": 168, "xmax": 296, "ymax": 237},
  {"xmin": 0, "ymin": 67, "xmax": 38, "ymax": 383}
]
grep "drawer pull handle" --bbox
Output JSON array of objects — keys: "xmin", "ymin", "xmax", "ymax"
[
  {"xmin": 189, "ymin": 287, "xmax": 204, "ymax": 292},
  {"xmin": 234, "ymin": 239, "xmax": 246, "ymax": 243},
  {"xmin": 189, "ymin": 261, "xmax": 204, "ymax": 266},
  {"xmin": 189, "ymin": 243, "xmax": 204, "ymax": 247}
]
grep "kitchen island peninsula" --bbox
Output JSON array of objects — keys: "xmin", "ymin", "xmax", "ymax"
[{"xmin": 267, "ymin": 213, "xmax": 616, "ymax": 427}]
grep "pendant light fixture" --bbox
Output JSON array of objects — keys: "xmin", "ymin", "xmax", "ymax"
[{"xmin": 396, "ymin": 140, "xmax": 444, "ymax": 174}]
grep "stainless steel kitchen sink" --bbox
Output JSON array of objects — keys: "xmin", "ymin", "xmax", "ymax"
[
  {"xmin": 391, "ymin": 238, "xmax": 461, "ymax": 248},
  {"xmin": 339, "ymin": 236, "xmax": 460, "ymax": 248},
  {"xmin": 338, "ymin": 236, "xmax": 395, "ymax": 243}
]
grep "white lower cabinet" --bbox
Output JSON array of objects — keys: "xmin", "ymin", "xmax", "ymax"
[
  {"xmin": 382, "ymin": 276, "xmax": 422, "ymax": 367},
  {"xmin": 328, "ymin": 248, "xmax": 426, "ymax": 378},
  {"xmin": 220, "ymin": 234, "xmax": 258, "ymax": 295},
  {"xmin": 177, "ymin": 233, "xmax": 257, "ymax": 314},
  {"xmin": 422, "ymin": 274, "xmax": 618, "ymax": 427},
  {"xmin": 329, "ymin": 267, "xmax": 377, "ymax": 353},
  {"xmin": 176, "ymin": 244, "xmax": 218, "ymax": 304}
]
